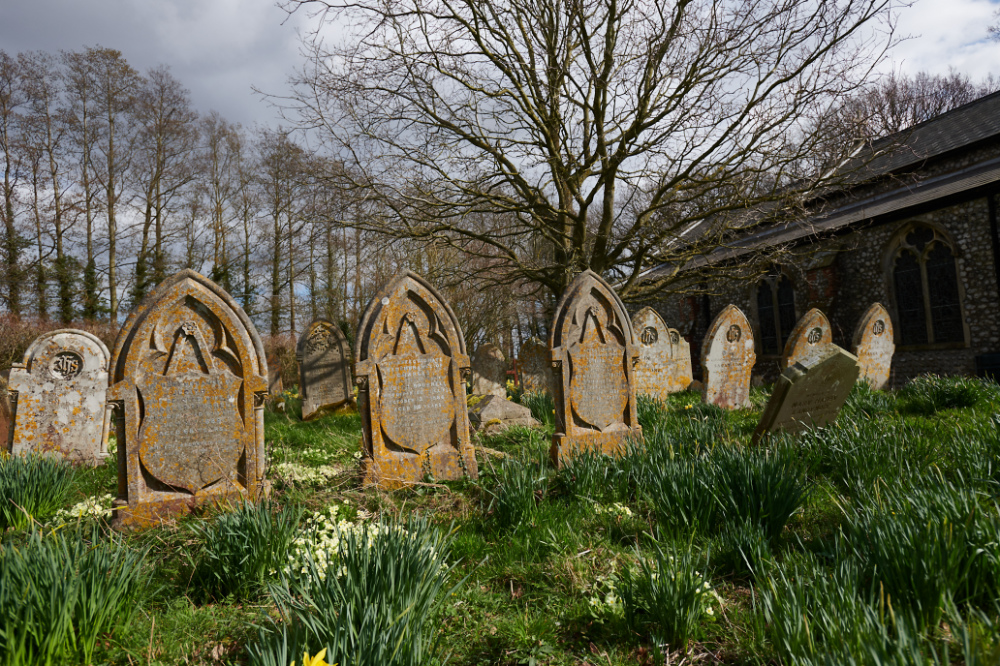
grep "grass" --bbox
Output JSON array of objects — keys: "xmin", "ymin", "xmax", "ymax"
[{"xmin": 2, "ymin": 375, "xmax": 1000, "ymax": 664}]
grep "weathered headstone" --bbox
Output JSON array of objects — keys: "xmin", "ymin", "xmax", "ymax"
[
  {"xmin": 0, "ymin": 372, "xmax": 12, "ymax": 453},
  {"xmin": 471, "ymin": 343, "xmax": 507, "ymax": 397},
  {"xmin": 781, "ymin": 308, "xmax": 833, "ymax": 369},
  {"xmin": 355, "ymin": 271, "xmax": 478, "ymax": 487},
  {"xmin": 632, "ymin": 307, "xmax": 692, "ymax": 399},
  {"xmin": 7, "ymin": 329, "xmax": 111, "ymax": 465},
  {"xmin": 550, "ymin": 270, "xmax": 641, "ymax": 464},
  {"xmin": 852, "ymin": 303, "xmax": 895, "ymax": 390},
  {"xmin": 297, "ymin": 319, "xmax": 353, "ymax": 420},
  {"xmin": 267, "ymin": 354, "xmax": 284, "ymax": 398},
  {"xmin": 701, "ymin": 305, "xmax": 757, "ymax": 409},
  {"xmin": 753, "ymin": 345, "xmax": 859, "ymax": 442},
  {"xmin": 468, "ymin": 394, "xmax": 540, "ymax": 435},
  {"xmin": 519, "ymin": 337, "xmax": 553, "ymax": 394},
  {"xmin": 108, "ymin": 270, "xmax": 268, "ymax": 529}
]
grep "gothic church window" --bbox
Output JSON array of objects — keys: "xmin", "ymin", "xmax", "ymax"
[
  {"xmin": 890, "ymin": 225, "xmax": 964, "ymax": 346},
  {"xmin": 756, "ymin": 271, "xmax": 796, "ymax": 355}
]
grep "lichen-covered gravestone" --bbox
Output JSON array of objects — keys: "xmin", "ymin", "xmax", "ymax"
[
  {"xmin": 753, "ymin": 345, "xmax": 859, "ymax": 442},
  {"xmin": 0, "ymin": 372, "xmax": 12, "ymax": 453},
  {"xmin": 297, "ymin": 319, "xmax": 353, "ymax": 420},
  {"xmin": 852, "ymin": 303, "xmax": 895, "ymax": 390},
  {"xmin": 355, "ymin": 271, "xmax": 478, "ymax": 487},
  {"xmin": 632, "ymin": 307, "xmax": 692, "ymax": 399},
  {"xmin": 781, "ymin": 308, "xmax": 833, "ymax": 369},
  {"xmin": 519, "ymin": 337, "xmax": 553, "ymax": 394},
  {"xmin": 550, "ymin": 270, "xmax": 641, "ymax": 464},
  {"xmin": 7, "ymin": 329, "xmax": 111, "ymax": 465},
  {"xmin": 108, "ymin": 270, "xmax": 269, "ymax": 529},
  {"xmin": 471, "ymin": 343, "xmax": 507, "ymax": 397},
  {"xmin": 701, "ymin": 305, "xmax": 757, "ymax": 409}
]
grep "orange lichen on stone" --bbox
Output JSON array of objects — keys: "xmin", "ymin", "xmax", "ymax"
[
  {"xmin": 550, "ymin": 270, "xmax": 641, "ymax": 466},
  {"xmin": 781, "ymin": 308, "xmax": 834, "ymax": 369},
  {"xmin": 631, "ymin": 307, "xmax": 692, "ymax": 399},
  {"xmin": 701, "ymin": 305, "xmax": 756, "ymax": 410},
  {"xmin": 355, "ymin": 271, "xmax": 478, "ymax": 489},
  {"xmin": 297, "ymin": 319, "xmax": 353, "ymax": 420},
  {"xmin": 852, "ymin": 303, "xmax": 895, "ymax": 390},
  {"xmin": 108, "ymin": 270, "xmax": 269, "ymax": 530}
]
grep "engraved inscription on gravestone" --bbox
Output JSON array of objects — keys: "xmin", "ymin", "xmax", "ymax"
[
  {"xmin": 298, "ymin": 319, "xmax": 353, "ymax": 420},
  {"xmin": 852, "ymin": 303, "xmax": 895, "ymax": 391},
  {"xmin": 631, "ymin": 307, "xmax": 692, "ymax": 399},
  {"xmin": 701, "ymin": 305, "xmax": 756, "ymax": 409}
]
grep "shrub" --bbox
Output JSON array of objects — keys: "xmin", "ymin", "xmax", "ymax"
[
  {"xmin": 0, "ymin": 453, "xmax": 75, "ymax": 530},
  {"xmin": 0, "ymin": 528, "xmax": 148, "ymax": 666},
  {"xmin": 188, "ymin": 501, "xmax": 302, "ymax": 601},
  {"xmin": 247, "ymin": 516, "xmax": 460, "ymax": 666}
]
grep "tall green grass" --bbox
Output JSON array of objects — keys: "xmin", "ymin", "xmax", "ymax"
[
  {"xmin": 482, "ymin": 455, "xmax": 548, "ymax": 531},
  {"xmin": 520, "ymin": 391, "xmax": 555, "ymax": 428},
  {"xmin": 897, "ymin": 375, "xmax": 999, "ymax": 416},
  {"xmin": 0, "ymin": 453, "xmax": 74, "ymax": 530}
]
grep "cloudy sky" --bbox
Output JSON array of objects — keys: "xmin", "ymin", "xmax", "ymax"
[{"xmin": 1, "ymin": 0, "xmax": 999, "ymax": 129}]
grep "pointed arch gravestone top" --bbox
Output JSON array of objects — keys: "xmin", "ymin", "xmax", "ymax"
[
  {"xmin": 471, "ymin": 343, "xmax": 507, "ymax": 397},
  {"xmin": 701, "ymin": 305, "xmax": 756, "ymax": 409},
  {"xmin": 354, "ymin": 271, "xmax": 478, "ymax": 488},
  {"xmin": 297, "ymin": 319, "xmax": 353, "ymax": 420},
  {"xmin": 852, "ymin": 303, "xmax": 895, "ymax": 390},
  {"xmin": 518, "ymin": 337, "xmax": 553, "ymax": 394},
  {"xmin": 7, "ymin": 329, "xmax": 111, "ymax": 465},
  {"xmin": 632, "ymin": 307, "xmax": 692, "ymax": 399},
  {"xmin": 108, "ymin": 270, "xmax": 268, "ymax": 529},
  {"xmin": 781, "ymin": 308, "xmax": 833, "ymax": 369},
  {"xmin": 550, "ymin": 270, "xmax": 641, "ymax": 464}
]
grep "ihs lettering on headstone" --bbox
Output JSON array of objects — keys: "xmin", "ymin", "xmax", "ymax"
[
  {"xmin": 7, "ymin": 329, "xmax": 111, "ymax": 465},
  {"xmin": 550, "ymin": 270, "xmax": 641, "ymax": 465},
  {"xmin": 297, "ymin": 319, "xmax": 353, "ymax": 420},
  {"xmin": 471, "ymin": 343, "xmax": 507, "ymax": 398},
  {"xmin": 631, "ymin": 307, "xmax": 692, "ymax": 399},
  {"xmin": 852, "ymin": 303, "xmax": 895, "ymax": 390},
  {"xmin": 354, "ymin": 271, "xmax": 478, "ymax": 488},
  {"xmin": 701, "ymin": 305, "xmax": 756, "ymax": 409},
  {"xmin": 518, "ymin": 337, "xmax": 554, "ymax": 394},
  {"xmin": 108, "ymin": 270, "xmax": 268, "ymax": 529},
  {"xmin": 781, "ymin": 308, "xmax": 834, "ymax": 369}
]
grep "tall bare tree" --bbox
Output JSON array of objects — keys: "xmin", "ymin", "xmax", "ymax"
[{"xmin": 0, "ymin": 51, "xmax": 27, "ymax": 315}]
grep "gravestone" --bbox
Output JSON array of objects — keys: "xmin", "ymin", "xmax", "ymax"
[
  {"xmin": 267, "ymin": 354, "xmax": 284, "ymax": 398},
  {"xmin": 781, "ymin": 308, "xmax": 833, "ymax": 369},
  {"xmin": 297, "ymin": 319, "xmax": 353, "ymax": 420},
  {"xmin": 701, "ymin": 305, "xmax": 757, "ymax": 409},
  {"xmin": 519, "ymin": 337, "xmax": 553, "ymax": 394},
  {"xmin": 355, "ymin": 271, "xmax": 478, "ymax": 487},
  {"xmin": 0, "ymin": 373, "xmax": 12, "ymax": 453},
  {"xmin": 753, "ymin": 345, "xmax": 859, "ymax": 442},
  {"xmin": 471, "ymin": 343, "xmax": 507, "ymax": 397},
  {"xmin": 632, "ymin": 307, "xmax": 692, "ymax": 399},
  {"xmin": 7, "ymin": 329, "xmax": 111, "ymax": 465},
  {"xmin": 108, "ymin": 270, "xmax": 268, "ymax": 529},
  {"xmin": 852, "ymin": 303, "xmax": 895, "ymax": 390},
  {"xmin": 468, "ymin": 394, "xmax": 540, "ymax": 435},
  {"xmin": 550, "ymin": 270, "xmax": 641, "ymax": 464}
]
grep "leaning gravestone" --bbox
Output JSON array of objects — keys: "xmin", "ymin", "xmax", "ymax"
[
  {"xmin": 0, "ymin": 373, "xmax": 12, "ymax": 453},
  {"xmin": 297, "ymin": 319, "xmax": 353, "ymax": 420},
  {"xmin": 632, "ymin": 307, "xmax": 692, "ymax": 399},
  {"xmin": 701, "ymin": 305, "xmax": 757, "ymax": 409},
  {"xmin": 108, "ymin": 270, "xmax": 268, "ymax": 529},
  {"xmin": 852, "ymin": 303, "xmax": 895, "ymax": 390},
  {"xmin": 355, "ymin": 271, "xmax": 478, "ymax": 487},
  {"xmin": 7, "ymin": 329, "xmax": 111, "ymax": 465},
  {"xmin": 550, "ymin": 270, "xmax": 641, "ymax": 464},
  {"xmin": 471, "ymin": 343, "xmax": 507, "ymax": 397},
  {"xmin": 781, "ymin": 308, "xmax": 833, "ymax": 369},
  {"xmin": 519, "ymin": 337, "xmax": 553, "ymax": 394},
  {"xmin": 753, "ymin": 345, "xmax": 859, "ymax": 442}
]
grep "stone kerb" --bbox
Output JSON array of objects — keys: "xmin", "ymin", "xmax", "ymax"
[
  {"xmin": 108, "ymin": 270, "xmax": 269, "ymax": 529},
  {"xmin": 7, "ymin": 329, "xmax": 111, "ymax": 465},
  {"xmin": 701, "ymin": 305, "xmax": 756, "ymax": 409},
  {"xmin": 632, "ymin": 307, "xmax": 692, "ymax": 399},
  {"xmin": 518, "ymin": 337, "xmax": 553, "ymax": 394},
  {"xmin": 354, "ymin": 271, "xmax": 478, "ymax": 488},
  {"xmin": 297, "ymin": 319, "xmax": 353, "ymax": 420},
  {"xmin": 781, "ymin": 308, "xmax": 834, "ymax": 369},
  {"xmin": 471, "ymin": 343, "xmax": 507, "ymax": 397},
  {"xmin": 550, "ymin": 270, "xmax": 641, "ymax": 465},
  {"xmin": 753, "ymin": 345, "xmax": 859, "ymax": 442},
  {"xmin": 852, "ymin": 303, "xmax": 895, "ymax": 390}
]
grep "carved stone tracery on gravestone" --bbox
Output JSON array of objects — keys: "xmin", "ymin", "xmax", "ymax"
[
  {"xmin": 550, "ymin": 270, "xmax": 641, "ymax": 465},
  {"xmin": 781, "ymin": 308, "xmax": 834, "ymax": 369},
  {"xmin": 108, "ymin": 270, "xmax": 268, "ymax": 529},
  {"xmin": 852, "ymin": 302, "xmax": 896, "ymax": 390},
  {"xmin": 355, "ymin": 271, "xmax": 478, "ymax": 488},
  {"xmin": 297, "ymin": 319, "xmax": 353, "ymax": 420},
  {"xmin": 701, "ymin": 305, "xmax": 756, "ymax": 409}
]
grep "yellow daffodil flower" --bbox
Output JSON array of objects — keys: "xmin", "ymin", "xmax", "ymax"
[{"xmin": 290, "ymin": 647, "xmax": 334, "ymax": 666}]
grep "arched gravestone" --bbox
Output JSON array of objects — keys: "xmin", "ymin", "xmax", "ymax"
[
  {"xmin": 108, "ymin": 270, "xmax": 268, "ymax": 529},
  {"xmin": 8, "ymin": 329, "xmax": 111, "ymax": 465},
  {"xmin": 355, "ymin": 271, "xmax": 478, "ymax": 487},
  {"xmin": 297, "ymin": 319, "xmax": 353, "ymax": 420},
  {"xmin": 781, "ymin": 308, "xmax": 833, "ymax": 369},
  {"xmin": 852, "ymin": 303, "xmax": 895, "ymax": 390},
  {"xmin": 701, "ymin": 305, "xmax": 756, "ymax": 409},
  {"xmin": 550, "ymin": 270, "xmax": 641, "ymax": 464},
  {"xmin": 1, "ymin": 373, "xmax": 13, "ymax": 453},
  {"xmin": 518, "ymin": 337, "xmax": 553, "ymax": 394},
  {"xmin": 471, "ymin": 343, "xmax": 507, "ymax": 397},
  {"xmin": 632, "ymin": 307, "xmax": 692, "ymax": 399}
]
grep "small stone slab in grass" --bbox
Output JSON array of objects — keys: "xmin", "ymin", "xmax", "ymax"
[{"xmin": 468, "ymin": 394, "xmax": 540, "ymax": 435}]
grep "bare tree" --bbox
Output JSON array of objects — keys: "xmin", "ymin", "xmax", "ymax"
[{"xmin": 0, "ymin": 51, "xmax": 27, "ymax": 315}]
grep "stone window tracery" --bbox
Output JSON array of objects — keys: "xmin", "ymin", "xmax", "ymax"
[
  {"xmin": 756, "ymin": 270, "xmax": 796, "ymax": 355},
  {"xmin": 890, "ymin": 225, "xmax": 964, "ymax": 346}
]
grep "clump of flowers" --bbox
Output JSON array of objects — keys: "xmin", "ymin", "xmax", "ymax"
[
  {"xmin": 587, "ymin": 566, "xmax": 624, "ymax": 620},
  {"xmin": 272, "ymin": 461, "xmax": 343, "ymax": 487},
  {"xmin": 282, "ymin": 503, "xmax": 396, "ymax": 582},
  {"xmin": 594, "ymin": 502, "xmax": 634, "ymax": 521},
  {"xmin": 49, "ymin": 493, "xmax": 115, "ymax": 523}
]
